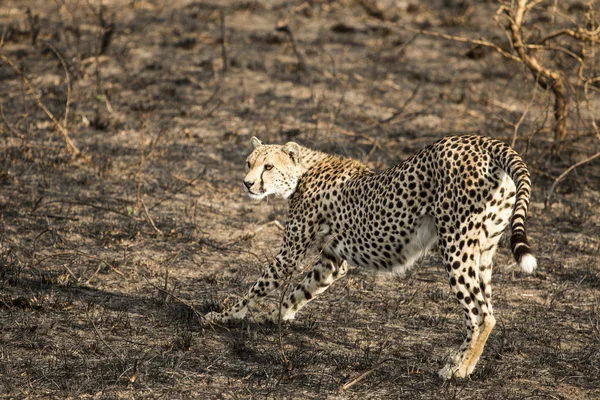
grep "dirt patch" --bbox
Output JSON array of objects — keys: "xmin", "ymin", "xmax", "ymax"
[{"xmin": 1, "ymin": 0, "xmax": 599, "ymax": 398}]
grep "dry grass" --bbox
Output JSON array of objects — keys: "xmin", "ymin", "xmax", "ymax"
[{"xmin": 0, "ymin": 0, "xmax": 599, "ymax": 398}]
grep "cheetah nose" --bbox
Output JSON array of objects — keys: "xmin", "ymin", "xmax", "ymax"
[{"xmin": 243, "ymin": 180, "xmax": 253, "ymax": 190}]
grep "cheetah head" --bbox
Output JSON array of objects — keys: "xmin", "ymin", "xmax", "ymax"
[{"xmin": 243, "ymin": 137, "xmax": 302, "ymax": 200}]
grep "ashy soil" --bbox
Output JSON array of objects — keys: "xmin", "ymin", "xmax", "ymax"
[{"xmin": 1, "ymin": 0, "xmax": 599, "ymax": 399}]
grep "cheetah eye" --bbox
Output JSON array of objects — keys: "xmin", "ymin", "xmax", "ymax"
[
  {"xmin": 246, "ymin": 161, "xmax": 251, "ymax": 169},
  {"xmin": 264, "ymin": 164, "xmax": 274, "ymax": 171}
]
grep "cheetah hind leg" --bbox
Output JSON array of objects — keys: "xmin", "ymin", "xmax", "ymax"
[
  {"xmin": 439, "ymin": 210, "xmax": 507, "ymax": 378},
  {"xmin": 439, "ymin": 239, "xmax": 496, "ymax": 379},
  {"xmin": 258, "ymin": 257, "xmax": 348, "ymax": 324}
]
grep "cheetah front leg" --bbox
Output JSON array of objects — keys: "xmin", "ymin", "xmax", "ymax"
[
  {"xmin": 205, "ymin": 256, "xmax": 292, "ymax": 323},
  {"xmin": 259, "ymin": 255, "xmax": 348, "ymax": 324},
  {"xmin": 206, "ymin": 214, "xmax": 316, "ymax": 324}
]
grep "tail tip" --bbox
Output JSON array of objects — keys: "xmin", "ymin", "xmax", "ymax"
[{"xmin": 519, "ymin": 253, "xmax": 537, "ymax": 274}]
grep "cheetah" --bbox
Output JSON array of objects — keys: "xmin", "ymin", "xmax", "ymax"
[{"xmin": 206, "ymin": 135, "xmax": 537, "ymax": 379}]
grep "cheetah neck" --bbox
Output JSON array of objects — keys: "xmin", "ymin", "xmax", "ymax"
[{"xmin": 299, "ymin": 147, "xmax": 330, "ymax": 172}]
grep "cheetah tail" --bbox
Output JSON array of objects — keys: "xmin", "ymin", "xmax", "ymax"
[
  {"xmin": 489, "ymin": 138, "xmax": 537, "ymax": 274},
  {"xmin": 511, "ymin": 233, "xmax": 537, "ymax": 274},
  {"xmin": 506, "ymin": 166, "xmax": 537, "ymax": 274}
]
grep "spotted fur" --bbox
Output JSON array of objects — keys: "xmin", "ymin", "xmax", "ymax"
[{"xmin": 206, "ymin": 135, "xmax": 537, "ymax": 379}]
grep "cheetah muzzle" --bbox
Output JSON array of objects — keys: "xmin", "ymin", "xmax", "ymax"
[{"xmin": 207, "ymin": 135, "xmax": 537, "ymax": 380}]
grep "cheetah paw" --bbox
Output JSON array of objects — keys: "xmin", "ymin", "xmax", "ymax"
[
  {"xmin": 204, "ymin": 311, "xmax": 227, "ymax": 324},
  {"xmin": 253, "ymin": 310, "xmax": 294, "ymax": 325},
  {"xmin": 438, "ymin": 352, "xmax": 467, "ymax": 380}
]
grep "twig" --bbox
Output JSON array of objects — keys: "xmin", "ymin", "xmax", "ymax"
[
  {"xmin": 340, "ymin": 358, "xmax": 394, "ymax": 391},
  {"xmin": 326, "ymin": 80, "xmax": 349, "ymax": 137},
  {"xmin": 545, "ymin": 150, "xmax": 600, "ymax": 207},
  {"xmin": 235, "ymin": 220, "xmax": 285, "ymax": 242},
  {"xmin": 126, "ymin": 345, "xmax": 158, "ymax": 384},
  {"xmin": 0, "ymin": 55, "xmax": 80, "ymax": 155},
  {"xmin": 584, "ymin": 78, "xmax": 600, "ymax": 142},
  {"xmin": 219, "ymin": 8, "xmax": 227, "ymax": 73},
  {"xmin": 334, "ymin": 126, "xmax": 388, "ymax": 157},
  {"xmin": 159, "ymin": 249, "xmax": 181, "ymax": 303},
  {"xmin": 0, "ymin": 25, "xmax": 7, "ymax": 50},
  {"xmin": 148, "ymin": 169, "xmax": 206, "ymax": 211},
  {"xmin": 200, "ymin": 99, "xmax": 222, "ymax": 120},
  {"xmin": 536, "ymin": 27, "xmax": 600, "ymax": 45},
  {"xmin": 99, "ymin": 8, "xmax": 115, "ymax": 55},
  {"xmin": 87, "ymin": 309, "xmax": 125, "ymax": 362},
  {"xmin": 141, "ymin": 198, "xmax": 163, "ymax": 235},
  {"xmin": 512, "ymin": 76, "xmax": 538, "ymax": 148},
  {"xmin": 135, "ymin": 126, "xmax": 146, "ymax": 214},
  {"xmin": 85, "ymin": 263, "xmax": 103, "ymax": 285},
  {"xmin": 61, "ymin": 263, "xmax": 80, "ymax": 282},
  {"xmin": 143, "ymin": 275, "xmax": 229, "ymax": 331},
  {"xmin": 25, "ymin": 8, "xmax": 40, "ymax": 46},
  {"xmin": 145, "ymin": 128, "xmax": 165, "ymax": 159},
  {"xmin": 379, "ymin": 83, "xmax": 422, "ymax": 124},
  {"xmin": 363, "ymin": 138, "xmax": 379, "ymax": 164},
  {"xmin": 46, "ymin": 199, "xmax": 133, "ymax": 219},
  {"xmin": 62, "ymin": 244, "xmax": 125, "ymax": 277},
  {"xmin": 403, "ymin": 26, "xmax": 521, "ymax": 63},
  {"xmin": 43, "ymin": 42, "xmax": 71, "ymax": 131}
]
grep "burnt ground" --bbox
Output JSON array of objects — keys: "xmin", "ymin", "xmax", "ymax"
[{"xmin": 1, "ymin": 0, "xmax": 599, "ymax": 399}]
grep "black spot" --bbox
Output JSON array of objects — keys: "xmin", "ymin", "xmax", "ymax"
[{"xmin": 314, "ymin": 270, "xmax": 321, "ymax": 282}]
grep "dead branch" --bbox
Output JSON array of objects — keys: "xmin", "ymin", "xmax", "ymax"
[
  {"xmin": 0, "ymin": 55, "xmax": 80, "ymax": 155},
  {"xmin": 408, "ymin": 0, "xmax": 600, "ymax": 144},
  {"xmin": 403, "ymin": 26, "xmax": 521, "ymax": 63},
  {"xmin": 502, "ymin": 0, "xmax": 568, "ymax": 142},
  {"xmin": 545, "ymin": 150, "xmax": 600, "ymax": 207},
  {"xmin": 536, "ymin": 27, "xmax": 600, "ymax": 45}
]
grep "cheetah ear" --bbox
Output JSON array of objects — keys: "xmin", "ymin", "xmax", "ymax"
[
  {"xmin": 250, "ymin": 136, "xmax": 264, "ymax": 149},
  {"xmin": 283, "ymin": 142, "xmax": 300, "ymax": 164}
]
